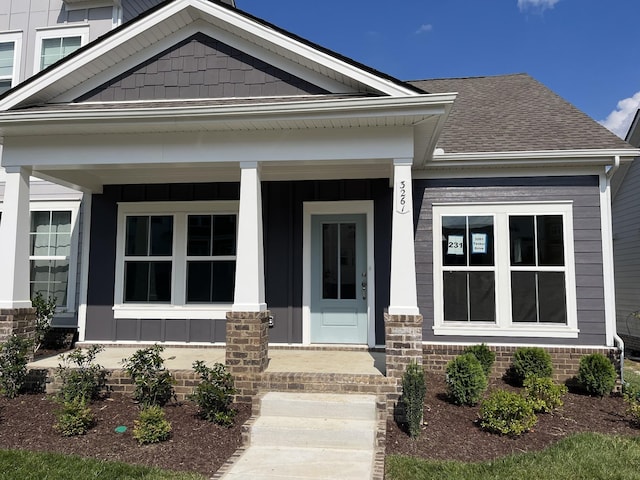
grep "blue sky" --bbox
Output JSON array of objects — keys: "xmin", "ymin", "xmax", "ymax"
[{"xmin": 239, "ymin": 0, "xmax": 640, "ymax": 139}]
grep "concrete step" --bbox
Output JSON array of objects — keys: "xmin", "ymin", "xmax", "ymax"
[
  {"xmin": 259, "ymin": 392, "xmax": 377, "ymax": 421},
  {"xmin": 250, "ymin": 415, "xmax": 376, "ymax": 450},
  {"xmin": 220, "ymin": 446, "xmax": 374, "ymax": 480}
]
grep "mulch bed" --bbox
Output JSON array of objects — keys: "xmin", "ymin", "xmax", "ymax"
[
  {"xmin": 386, "ymin": 371, "xmax": 640, "ymax": 462},
  {"xmin": 0, "ymin": 392, "xmax": 251, "ymax": 477}
]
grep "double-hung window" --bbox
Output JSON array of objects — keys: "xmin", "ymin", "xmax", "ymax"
[
  {"xmin": 115, "ymin": 202, "xmax": 238, "ymax": 319},
  {"xmin": 34, "ymin": 26, "xmax": 88, "ymax": 73},
  {"xmin": 433, "ymin": 202, "xmax": 578, "ymax": 338},
  {"xmin": 29, "ymin": 202, "xmax": 80, "ymax": 313},
  {"xmin": 0, "ymin": 32, "xmax": 22, "ymax": 94}
]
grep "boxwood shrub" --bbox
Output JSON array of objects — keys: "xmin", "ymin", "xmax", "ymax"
[
  {"xmin": 511, "ymin": 347, "xmax": 553, "ymax": 385},
  {"xmin": 577, "ymin": 353, "xmax": 616, "ymax": 397},
  {"xmin": 480, "ymin": 389, "xmax": 537, "ymax": 435},
  {"xmin": 445, "ymin": 353, "xmax": 487, "ymax": 406}
]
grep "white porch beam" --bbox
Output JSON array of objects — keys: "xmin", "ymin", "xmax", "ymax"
[
  {"xmin": 0, "ymin": 166, "xmax": 32, "ymax": 308},
  {"xmin": 232, "ymin": 161, "xmax": 267, "ymax": 312},
  {"xmin": 388, "ymin": 159, "xmax": 419, "ymax": 315}
]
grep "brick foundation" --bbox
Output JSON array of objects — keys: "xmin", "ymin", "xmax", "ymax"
[
  {"xmin": 225, "ymin": 311, "xmax": 270, "ymax": 402},
  {"xmin": 0, "ymin": 308, "xmax": 36, "ymax": 359},
  {"xmin": 422, "ymin": 343, "xmax": 621, "ymax": 382}
]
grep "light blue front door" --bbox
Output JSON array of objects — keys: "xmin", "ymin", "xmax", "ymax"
[{"xmin": 310, "ymin": 214, "xmax": 368, "ymax": 344}]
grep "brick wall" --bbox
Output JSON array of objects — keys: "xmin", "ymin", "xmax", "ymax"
[
  {"xmin": 0, "ymin": 308, "xmax": 36, "ymax": 360},
  {"xmin": 422, "ymin": 344, "xmax": 621, "ymax": 382}
]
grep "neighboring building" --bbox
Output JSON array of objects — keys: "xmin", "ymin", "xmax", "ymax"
[
  {"xmin": 0, "ymin": 0, "xmax": 637, "ymax": 378},
  {"xmin": 612, "ymin": 110, "xmax": 640, "ymax": 352}
]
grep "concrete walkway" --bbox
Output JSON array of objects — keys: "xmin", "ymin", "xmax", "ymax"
[{"xmin": 29, "ymin": 347, "xmax": 386, "ymax": 375}]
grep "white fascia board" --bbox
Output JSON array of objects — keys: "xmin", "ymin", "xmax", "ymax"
[
  {"xmin": 428, "ymin": 149, "xmax": 640, "ymax": 168},
  {"xmin": 0, "ymin": 94, "xmax": 457, "ymax": 130},
  {"xmin": 0, "ymin": 0, "xmax": 419, "ymax": 111}
]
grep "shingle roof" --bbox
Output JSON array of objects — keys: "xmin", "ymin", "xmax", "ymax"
[{"xmin": 409, "ymin": 73, "xmax": 632, "ymax": 154}]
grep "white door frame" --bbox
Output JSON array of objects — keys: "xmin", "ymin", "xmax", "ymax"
[{"xmin": 302, "ymin": 200, "xmax": 375, "ymax": 347}]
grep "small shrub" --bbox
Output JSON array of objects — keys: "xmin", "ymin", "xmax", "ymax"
[
  {"xmin": 445, "ymin": 353, "xmax": 487, "ymax": 406},
  {"xmin": 480, "ymin": 389, "xmax": 537, "ymax": 435},
  {"xmin": 401, "ymin": 362, "xmax": 426, "ymax": 438},
  {"xmin": 189, "ymin": 361, "xmax": 237, "ymax": 427},
  {"xmin": 463, "ymin": 344, "xmax": 496, "ymax": 377},
  {"xmin": 54, "ymin": 397, "xmax": 94, "ymax": 436},
  {"xmin": 32, "ymin": 292, "xmax": 57, "ymax": 353},
  {"xmin": 0, "ymin": 335, "xmax": 32, "ymax": 398},
  {"xmin": 577, "ymin": 353, "xmax": 616, "ymax": 397},
  {"xmin": 122, "ymin": 345, "xmax": 175, "ymax": 407},
  {"xmin": 511, "ymin": 347, "xmax": 553, "ymax": 385},
  {"xmin": 56, "ymin": 345, "xmax": 109, "ymax": 402},
  {"xmin": 623, "ymin": 384, "xmax": 640, "ymax": 426},
  {"xmin": 524, "ymin": 375, "xmax": 568, "ymax": 413},
  {"xmin": 133, "ymin": 405, "xmax": 172, "ymax": 444}
]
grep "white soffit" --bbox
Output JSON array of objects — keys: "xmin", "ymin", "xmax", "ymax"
[{"xmin": 0, "ymin": 0, "xmax": 419, "ymax": 111}]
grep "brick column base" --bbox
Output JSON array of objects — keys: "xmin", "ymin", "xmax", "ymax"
[
  {"xmin": 225, "ymin": 310, "xmax": 270, "ymax": 402},
  {"xmin": 0, "ymin": 308, "xmax": 36, "ymax": 360}
]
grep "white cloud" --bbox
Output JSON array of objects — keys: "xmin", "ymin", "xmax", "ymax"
[
  {"xmin": 517, "ymin": 0, "xmax": 560, "ymax": 11},
  {"xmin": 415, "ymin": 24, "xmax": 433, "ymax": 35},
  {"xmin": 600, "ymin": 92, "xmax": 640, "ymax": 139}
]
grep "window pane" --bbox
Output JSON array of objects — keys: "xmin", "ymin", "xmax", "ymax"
[
  {"xmin": 340, "ymin": 223, "xmax": 356, "ymax": 299},
  {"xmin": 537, "ymin": 215, "xmax": 564, "ymax": 266},
  {"xmin": 30, "ymin": 260, "xmax": 68, "ymax": 306},
  {"xmin": 0, "ymin": 80, "xmax": 11, "ymax": 95},
  {"xmin": 61, "ymin": 36, "xmax": 81, "ymax": 56},
  {"xmin": 442, "ymin": 216, "xmax": 467, "ymax": 266},
  {"xmin": 31, "ymin": 211, "xmax": 51, "ymax": 234},
  {"xmin": 187, "ymin": 215, "xmax": 212, "ymax": 256},
  {"xmin": 150, "ymin": 216, "xmax": 173, "ymax": 256},
  {"xmin": 211, "ymin": 261, "xmax": 235, "ymax": 302},
  {"xmin": 51, "ymin": 232, "xmax": 71, "ymax": 256},
  {"xmin": 0, "ymin": 42, "xmax": 14, "ymax": 77},
  {"xmin": 538, "ymin": 272, "xmax": 566, "ymax": 323},
  {"xmin": 443, "ymin": 271, "xmax": 468, "ymax": 321},
  {"xmin": 468, "ymin": 216, "xmax": 494, "ymax": 266},
  {"xmin": 510, "ymin": 216, "xmax": 535, "ymax": 266},
  {"xmin": 124, "ymin": 261, "xmax": 171, "ymax": 302},
  {"xmin": 322, "ymin": 223, "xmax": 338, "ymax": 299},
  {"xmin": 469, "ymin": 272, "xmax": 495, "ymax": 321},
  {"xmin": 187, "ymin": 261, "xmax": 212, "ymax": 302},
  {"xmin": 41, "ymin": 38, "xmax": 62, "ymax": 69},
  {"xmin": 31, "ymin": 233, "xmax": 50, "ymax": 256},
  {"xmin": 212, "ymin": 215, "xmax": 236, "ymax": 256},
  {"xmin": 51, "ymin": 211, "xmax": 71, "ymax": 233},
  {"xmin": 511, "ymin": 271, "xmax": 538, "ymax": 322},
  {"xmin": 125, "ymin": 216, "xmax": 149, "ymax": 256}
]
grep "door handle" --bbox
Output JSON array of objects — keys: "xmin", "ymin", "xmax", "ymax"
[{"xmin": 361, "ymin": 272, "xmax": 367, "ymax": 300}]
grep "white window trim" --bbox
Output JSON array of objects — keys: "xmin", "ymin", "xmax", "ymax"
[
  {"xmin": 114, "ymin": 201, "xmax": 239, "ymax": 320},
  {"xmin": 33, "ymin": 25, "xmax": 89, "ymax": 74},
  {"xmin": 0, "ymin": 31, "xmax": 23, "ymax": 89},
  {"xmin": 432, "ymin": 201, "xmax": 579, "ymax": 338},
  {"xmin": 29, "ymin": 200, "xmax": 81, "ymax": 316}
]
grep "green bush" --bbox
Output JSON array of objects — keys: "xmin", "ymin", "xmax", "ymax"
[
  {"xmin": 445, "ymin": 353, "xmax": 487, "ymax": 406},
  {"xmin": 577, "ymin": 353, "xmax": 616, "ymax": 397},
  {"xmin": 133, "ymin": 405, "xmax": 172, "ymax": 445},
  {"xmin": 189, "ymin": 361, "xmax": 237, "ymax": 427},
  {"xmin": 401, "ymin": 362, "xmax": 426, "ymax": 438},
  {"xmin": 524, "ymin": 376, "xmax": 568, "ymax": 413},
  {"xmin": 0, "ymin": 335, "xmax": 32, "ymax": 398},
  {"xmin": 54, "ymin": 397, "xmax": 94, "ymax": 436},
  {"xmin": 122, "ymin": 345, "xmax": 175, "ymax": 407},
  {"xmin": 56, "ymin": 345, "xmax": 109, "ymax": 402},
  {"xmin": 32, "ymin": 292, "xmax": 57, "ymax": 353},
  {"xmin": 463, "ymin": 344, "xmax": 496, "ymax": 377},
  {"xmin": 511, "ymin": 347, "xmax": 553, "ymax": 385},
  {"xmin": 480, "ymin": 389, "xmax": 537, "ymax": 435}
]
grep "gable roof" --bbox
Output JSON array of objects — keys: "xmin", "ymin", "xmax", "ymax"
[
  {"xmin": 410, "ymin": 74, "xmax": 633, "ymax": 155},
  {"xmin": 0, "ymin": 0, "xmax": 421, "ymax": 111}
]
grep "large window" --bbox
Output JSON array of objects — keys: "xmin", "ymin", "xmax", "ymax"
[
  {"xmin": 115, "ymin": 202, "xmax": 238, "ymax": 319},
  {"xmin": 34, "ymin": 26, "xmax": 88, "ymax": 73},
  {"xmin": 433, "ymin": 202, "xmax": 578, "ymax": 337},
  {"xmin": 0, "ymin": 32, "xmax": 22, "ymax": 94}
]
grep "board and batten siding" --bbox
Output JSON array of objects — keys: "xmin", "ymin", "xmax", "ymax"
[
  {"xmin": 414, "ymin": 176, "xmax": 607, "ymax": 346},
  {"xmin": 612, "ymin": 158, "xmax": 640, "ymax": 350}
]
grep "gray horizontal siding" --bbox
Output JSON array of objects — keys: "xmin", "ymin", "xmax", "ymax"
[
  {"xmin": 415, "ymin": 176, "xmax": 606, "ymax": 346},
  {"xmin": 612, "ymin": 158, "xmax": 640, "ymax": 345}
]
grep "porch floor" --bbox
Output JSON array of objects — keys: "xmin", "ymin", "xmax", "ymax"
[{"xmin": 29, "ymin": 347, "xmax": 386, "ymax": 376}]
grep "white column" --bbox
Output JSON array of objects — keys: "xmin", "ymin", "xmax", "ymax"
[
  {"xmin": 388, "ymin": 158, "xmax": 419, "ymax": 315},
  {"xmin": 232, "ymin": 161, "xmax": 267, "ymax": 312},
  {"xmin": 0, "ymin": 166, "xmax": 32, "ymax": 309}
]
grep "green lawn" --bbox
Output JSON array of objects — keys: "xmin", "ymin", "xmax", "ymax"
[
  {"xmin": 386, "ymin": 433, "xmax": 640, "ymax": 480},
  {"xmin": 0, "ymin": 450, "xmax": 205, "ymax": 480}
]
